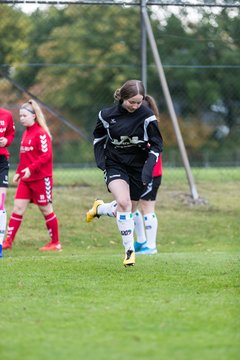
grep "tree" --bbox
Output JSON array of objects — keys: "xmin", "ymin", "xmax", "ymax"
[
  {"xmin": 1, "ymin": 4, "xmax": 239, "ymax": 164},
  {"xmin": 18, "ymin": 5, "xmax": 143, "ymax": 133},
  {"xmin": 0, "ymin": 5, "xmax": 30, "ymax": 75},
  {"xmin": 151, "ymin": 8, "xmax": 240, "ymax": 131}
]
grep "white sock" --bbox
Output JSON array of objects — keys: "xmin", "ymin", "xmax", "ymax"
[
  {"xmin": 97, "ymin": 201, "xmax": 117, "ymax": 217},
  {"xmin": 144, "ymin": 212, "xmax": 158, "ymax": 249},
  {"xmin": 116, "ymin": 211, "xmax": 134, "ymax": 252},
  {"xmin": 133, "ymin": 210, "xmax": 146, "ymax": 244},
  {"xmin": 0, "ymin": 209, "xmax": 7, "ymax": 246}
]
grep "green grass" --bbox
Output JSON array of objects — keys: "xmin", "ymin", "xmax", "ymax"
[{"xmin": 1, "ymin": 167, "xmax": 240, "ymax": 360}]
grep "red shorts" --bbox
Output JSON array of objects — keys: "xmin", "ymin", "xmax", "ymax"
[
  {"xmin": 153, "ymin": 154, "xmax": 162, "ymax": 177},
  {"xmin": 15, "ymin": 177, "xmax": 53, "ymax": 206}
]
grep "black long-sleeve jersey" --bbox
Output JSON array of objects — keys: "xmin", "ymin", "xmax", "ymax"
[{"xmin": 93, "ymin": 103, "xmax": 163, "ymax": 171}]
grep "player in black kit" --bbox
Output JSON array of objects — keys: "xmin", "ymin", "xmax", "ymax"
[{"xmin": 87, "ymin": 80, "xmax": 163, "ymax": 267}]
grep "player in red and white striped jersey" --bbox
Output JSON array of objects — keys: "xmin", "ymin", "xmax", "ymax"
[
  {"xmin": 0, "ymin": 108, "xmax": 15, "ymax": 257},
  {"xmin": 3, "ymin": 99, "xmax": 61, "ymax": 252}
]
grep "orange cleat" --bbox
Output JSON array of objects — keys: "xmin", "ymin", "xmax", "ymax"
[
  {"xmin": 86, "ymin": 199, "xmax": 104, "ymax": 223},
  {"xmin": 3, "ymin": 238, "xmax": 13, "ymax": 250},
  {"xmin": 39, "ymin": 242, "xmax": 62, "ymax": 252}
]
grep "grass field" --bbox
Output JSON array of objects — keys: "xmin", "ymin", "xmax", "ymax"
[{"xmin": 1, "ymin": 167, "xmax": 239, "ymax": 360}]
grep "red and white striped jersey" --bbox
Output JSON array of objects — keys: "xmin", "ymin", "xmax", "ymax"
[
  {"xmin": 0, "ymin": 108, "xmax": 15, "ymax": 158},
  {"xmin": 16, "ymin": 122, "xmax": 53, "ymax": 181}
]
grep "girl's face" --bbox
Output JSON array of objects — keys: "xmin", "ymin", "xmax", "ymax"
[
  {"xmin": 19, "ymin": 108, "xmax": 35, "ymax": 127},
  {"xmin": 122, "ymin": 94, "xmax": 143, "ymax": 113}
]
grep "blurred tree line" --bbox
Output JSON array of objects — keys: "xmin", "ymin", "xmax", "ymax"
[{"xmin": 0, "ymin": 3, "xmax": 239, "ymax": 165}]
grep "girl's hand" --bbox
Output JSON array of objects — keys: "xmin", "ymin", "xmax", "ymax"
[
  {"xmin": 13, "ymin": 173, "xmax": 20, "ymax": 184},
  {"xmin": 0, "ymin": 137, "xmax": 7, "ymax": 147},
  {"xmin": 21, "ymin": 167, "xmax": 31, "ymax": 179}
]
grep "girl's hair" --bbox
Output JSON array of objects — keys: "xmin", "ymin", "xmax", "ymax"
[
  {"xmin": 114, "ymin": 80, "xmax": 145, "ymax": 102},
  {"xmin": 144, "ymin": 94, "xmax": 160, "ymax": 124},
  {"xmin": 21, "ymin": 99, "xmax": 52, "ymax": 138}
]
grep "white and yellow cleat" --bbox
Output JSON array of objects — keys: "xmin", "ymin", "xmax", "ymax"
[
  {"xmin": 123, "ymin": 250, "xmax": 135, "ymax": 267},
  {"xmin": 86, "ymin": 199, "xmax": 104, "ymax": 223}
]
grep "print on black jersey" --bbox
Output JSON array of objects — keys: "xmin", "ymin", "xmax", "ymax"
[{"xmin": 94, "ymin": 104, "xmax": 163, "ymax": 169}]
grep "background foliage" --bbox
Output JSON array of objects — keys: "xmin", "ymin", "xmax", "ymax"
[{"xmin": 0, "ymin": 3, "xmax": 240, "ymax": 166}]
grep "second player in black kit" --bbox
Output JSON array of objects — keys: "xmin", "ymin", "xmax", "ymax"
[{"xmin": 90, "ymin": 80, "xmax": 163, "ymax": 267}]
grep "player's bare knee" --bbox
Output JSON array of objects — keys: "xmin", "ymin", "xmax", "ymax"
[
  {"xmin": 13, "ymin": 204, "xmax": 25, "ymax": 215},
  {"xmin": 39, "ymin": 203, "xmax": 53, "ymax": 216},
  {"xmin": 117, "ymin": 198, "xmax": 132, "ymax": 212}
]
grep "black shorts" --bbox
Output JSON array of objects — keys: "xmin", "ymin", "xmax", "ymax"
[
  {"xmin": 104, "ymin": 163, "xmax": 144, "ymax": 201},
  {"xmin": 0, "ymin": 155, "xmax": 9, "ymax": 188},
  {"xmin": 140, "ymin": 176, "xmax": 162, "ymax": 201}
]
